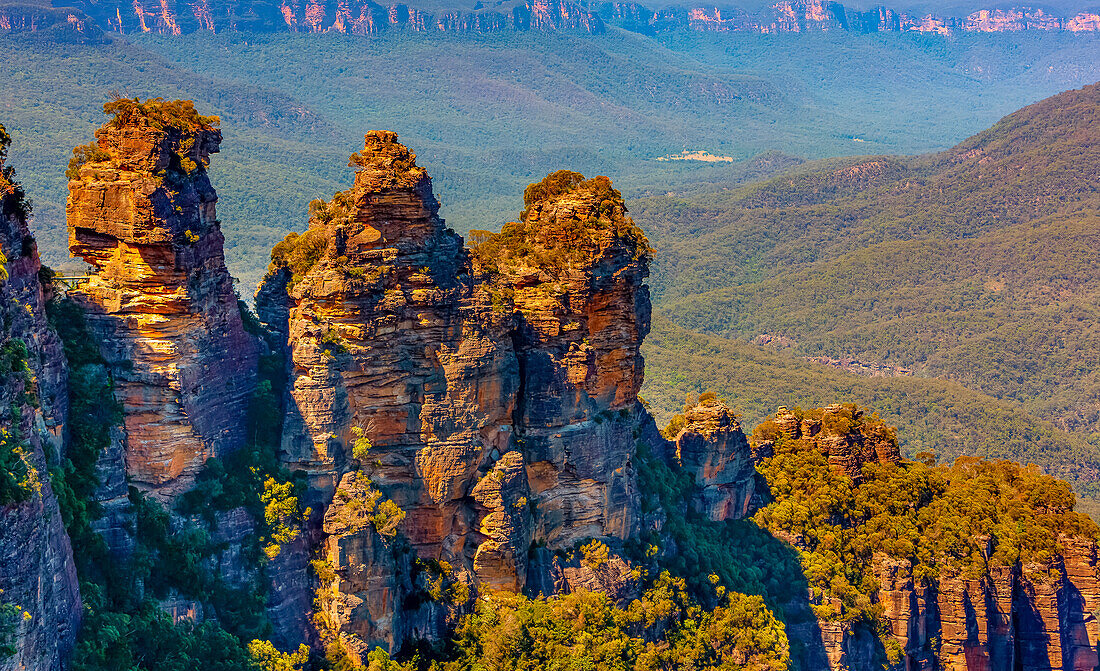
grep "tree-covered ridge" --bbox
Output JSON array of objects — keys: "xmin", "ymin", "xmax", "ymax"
[
  {"xmin": 639, "ymin": 81, "xmax": 1100, "ymax": 451},
  {"xmin": 640, "ymin": 314, "xmax": 1100, "ymax": 514}
]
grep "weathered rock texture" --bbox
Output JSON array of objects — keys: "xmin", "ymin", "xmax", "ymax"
[
  {"xmin": 0, "ymin": 126, "xmax": 80, "ymax": 671},
  {"xmin": 66, "ymin": 103, "xmax": 258, "ymax": 498},
  {"xmin": 256, "ymin": 137, "xmax": 651, "ymax": 657},
  {"xmin": 672, "ymin": 399, "xmax": 755, "ymax": 521}
]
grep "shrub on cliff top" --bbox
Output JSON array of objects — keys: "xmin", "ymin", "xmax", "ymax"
[
  {"xmin": 65, "ymin": 142, "xmax": 110, "ymax": 180},
  {"xmin": 269, "ymin": 227, "xmax": 329, "ymax": 288},
  {"xmin": 470, "ymin": 170, "xmax": 652, "ymax": 271},
  {"xmin": 102, "ymin": 96, "xmax": 219, "ymax": 132}
]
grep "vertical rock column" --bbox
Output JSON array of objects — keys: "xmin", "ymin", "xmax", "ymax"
[
  {"xmin": 671, "ymin": 398, "xmax": 755, "ymax": 521},
  {"xmin": 491, "ymin": 172, "xmax": 652, "ymax": 548},
  {"xmin": 259, "ymin": 131, "xmax": 519, "ymax": 654},
  {"xmin": 66, "ymin": 101, "xmax": 257, "ymax": 498}
]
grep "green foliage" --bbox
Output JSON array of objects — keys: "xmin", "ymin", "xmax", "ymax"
[
  {"xmin": 0, "ymin": 337, "xmax": 37, "ymax": 505},
  {"xmin": 46, "ymin": 297, "xmax": 120, "ymax": 548},
  {"xmin": 261, "ymin": 476, "xmax": 308, "ymax": 560},
  {"xmin": 351, "ymin": 426, "xmax": 372, "ymax": 464},
  {"xmin": 437, "ymin": 573, "xmax": 788, "ymax": 671},
  {"xmin": 470, "ymin": 171, "xmax": 652, "ymax": 272},
  {"xmin": 522, "ymin": 169, "xmax": 585, "ymax": 208},
  {"xmin": 102, "ymin": 96, "xmax": 220, "ymax": 132},
  {"xmin": 642, "ymin": 314, "xmax": 1100, "ymax": 516},
  {"xmin": 0, "ymin": 429, "xmax": 34, "ymax": 506},
  {"xmin": 248, "ymin": 639, "xmax": 310, "ymax": 671},
  {"xmin": 65, "ymin": 142, "xmax": 109, "ymax": 180},
  {"xmin": 750, "ymin": 405, "xmax": 1098, "ymax": 628},
  {"xmin": 0, "ymin": 592, "xmax": 28, "ymax": 660},
  {"xmin": 269, "ymin": 227, "xmax": 329, "ymax": 288}
]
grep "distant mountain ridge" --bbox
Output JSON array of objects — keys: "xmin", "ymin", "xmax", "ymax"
[{"xmin": 3, "ymin": 0, "xmax": 1099, "ymax": 36}]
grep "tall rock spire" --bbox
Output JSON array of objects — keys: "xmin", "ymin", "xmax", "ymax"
[{"xmin": 66, "ymin": 98, "xmax": 258, "ymax": 497}]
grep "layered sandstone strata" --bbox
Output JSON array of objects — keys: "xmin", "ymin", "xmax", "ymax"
[
  {"xmin": 259, "ymin": 131, "xmax": 519, "ymax": 654},
  {"xmin": 66, "ymin": 100, "xmax": 257, "ymax": 497},
  {"xmin": 0, "ymin": 124, "xmax": 80, "ymax": 671},
  {"xmin": 491, "ymin": 171, "xmax": 651, "ymax": 548},
  {"xmin": 672, "ymin": 398, "xmax": 755, "ymax": 521}
]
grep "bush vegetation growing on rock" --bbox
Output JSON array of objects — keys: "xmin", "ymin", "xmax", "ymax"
[
  {"xmin": 102, "ymin": 96, "xmax": 219, "ymax": 132},
  {"xmin": 49, "ymin": 298, "xmax": 309, "ymax": 671},
  {"xmin": 469, "ymin": 170, "xmax": 652, "ymax": 272}
]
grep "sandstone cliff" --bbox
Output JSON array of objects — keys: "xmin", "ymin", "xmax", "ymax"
[
  {"xmin": 49, "ymin": 0, "xmax": 1100, "ymax": 36},
  {"xmin": 670, "ymin": 398, "xmax": 755, "ymax": 521},
  {"xmin": 66, "ymin": 98, "xmax": 258, "ymax": 499},
  {"xmin": 0, "ymin": 124, "xmax": 80, "ymax": 671}
]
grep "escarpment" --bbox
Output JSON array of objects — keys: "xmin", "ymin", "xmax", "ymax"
[
  {"xmin": 0, "ymin": 124, "xmax": 80, "ymax": 671},
  {"xmin": 750, "ymin": 403, "xmax": 1100, "ymax": 671},
  {"xmin": 65, "ymin": 99, "xmax": 258, "ymax": 498}
]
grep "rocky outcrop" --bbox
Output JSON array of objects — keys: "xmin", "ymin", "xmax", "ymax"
[
  {"xmin": 672, "ymin": 398, "xmax": 755, "ymax": 521},
  {"xmin": 0, "ymin": 125, "xmax": 80, "ymax": 671},
  {"xmin": 66, "ymin": 100, "xmax": 258, "ymax": 499},
  {"xmin": 493, "ymin": 171, "xmax": 651, "ymax": 549},
  {"xmin": 759, "ymin": 403, "xmax": 900, "ymax": 480},
  {"xmin": 0, "ymin": 4, "xmax": 106, "ymax": 42},
  {"xmin": 256, "ymin": 136, "xmax": 651, "ymax": 655}
]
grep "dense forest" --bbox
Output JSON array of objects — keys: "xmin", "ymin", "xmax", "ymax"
[{"xmin": 638, "ymin": 82, "xmax": 1100, "ymax": 467}]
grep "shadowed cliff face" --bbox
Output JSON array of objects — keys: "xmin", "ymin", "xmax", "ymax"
[
  {"xmin": 257, "ymin": 137, "xmax": 653, "ymax": 657},
  {"xmin": 672, "ymin": 399, "xmax": 756, "ymax": 522},
  {"xmin": 0, "ymin": 124, "xmax": 80, "ymax": 671},
  {"xmin": 66, "ymin": 100, "xmax": 258, "ymax": 498}
]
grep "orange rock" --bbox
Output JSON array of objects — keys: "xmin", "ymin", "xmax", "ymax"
[{"xmin": 66, "ymin": 103, "xmax": 258, "ymax": 497}]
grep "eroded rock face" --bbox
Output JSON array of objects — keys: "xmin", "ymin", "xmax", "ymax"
[
  {"xmin": 66, "ymin": 104, "xmax": 258, "ymax": 498},
  {"xmin": 257, "ymin": 137, "xmax": 651, "ymax": 654},
  {"xmin": 673, "ymin": 399, "xmax": 755, "ymax": 521},
  {"xmin": 0, "ymin": 126, "xmax": 80, "ymax": 671}
]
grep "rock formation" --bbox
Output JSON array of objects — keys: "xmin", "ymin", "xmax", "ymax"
[
  {"xmin": 256, "ymin": 138, "xmax": 651, "ymax": 658},
  {"xmin": 0, "ymin": 124, "xmax": 80, "ymax": 671},
  {"xmin": 671, "ymin": 398, "xmax": 755, "ymax": 521},
  {"xmin": 66, "ymin": 99, "xmax": 258, "ymax": 498},
  {"xmin": 759, "ymin": 403, "xmax": 900, "ymax": 479}
]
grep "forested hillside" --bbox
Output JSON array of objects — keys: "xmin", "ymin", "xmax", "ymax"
[
  {"xmin": 1, "ymin": 30, "xmax": 1098, "ymax": 292},
  {"xmin": 641, "ymin": 315, "xmax": 1100, "ymax": 514},
  {"xmin": 641, "ymin": 81, "xmax": 1100, "ymax": 447}
]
